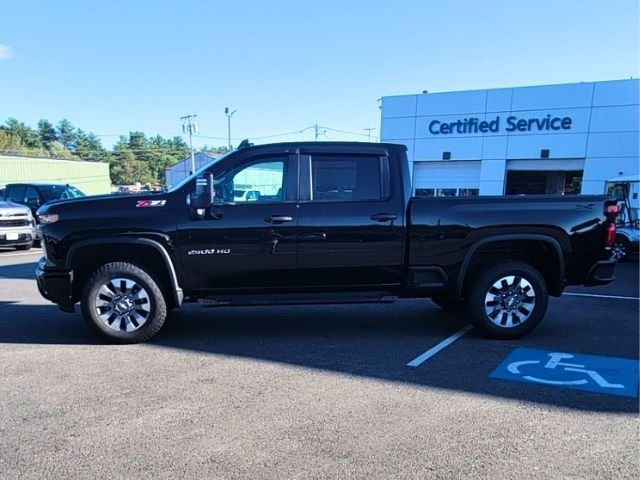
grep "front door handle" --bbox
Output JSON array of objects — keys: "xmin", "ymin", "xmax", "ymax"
[
  {"xmin": 265, "ymin": 215, "xmax": 293, "ymax": 224},
  {"xmin": 371, "ymin": 213, "xmax": 398, "ymax": 222}
]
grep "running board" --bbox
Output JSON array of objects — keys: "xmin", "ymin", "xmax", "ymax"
[{"xmin": 197, "ymin": 292, "xmax": 398, "ymax": 307}]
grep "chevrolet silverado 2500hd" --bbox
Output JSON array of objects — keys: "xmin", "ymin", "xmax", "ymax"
[{"xmin": 35, "ymin": 142, "xmax": 618, "ymax": 343}]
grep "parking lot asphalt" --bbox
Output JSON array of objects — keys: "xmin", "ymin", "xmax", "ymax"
[{"xmin": 0, "ymin": 249, "xmax": 638, "ymax": 479}]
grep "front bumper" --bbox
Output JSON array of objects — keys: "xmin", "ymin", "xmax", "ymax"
[
  {"xmin": 585, "ymin": 260, "xmax": 616, "ymax": 285},
  {"xmin": 35, "ymin": 257, "xmax": 75, "ymax": 311},
  {"xmin": 0, "ymin": 229, "xmax": 35, "ymax": 246}
]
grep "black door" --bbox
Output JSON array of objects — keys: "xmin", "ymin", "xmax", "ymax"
[
  {"xmin": 177, "ymin": 155, "xmax": 299, "ymax": 292},
  {"xmin": 296, "ymin": 152, "xmax": 405, "ymax": 288}
]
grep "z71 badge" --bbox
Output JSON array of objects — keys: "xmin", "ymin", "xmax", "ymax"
[{"xmin": 136, "ymin": 200, "xmax": 167, "ymax": 208}]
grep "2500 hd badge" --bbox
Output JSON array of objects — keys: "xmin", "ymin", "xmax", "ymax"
[{"xmin": 187, "ymin": 248, "xmax": 231, "ymax": 255}]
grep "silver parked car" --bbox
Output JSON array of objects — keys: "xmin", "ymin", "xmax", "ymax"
[{"xmin": 0, "ymin": 200, "xmax": 37, "ymax": 250}]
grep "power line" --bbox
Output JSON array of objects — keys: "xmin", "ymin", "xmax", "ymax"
[{"xmin": 195, "ymin": 123, "xmax": 378, "ymax": 142}]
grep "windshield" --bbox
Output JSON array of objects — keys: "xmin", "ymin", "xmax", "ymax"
[
  {"xmin": 40, "ymin": 185, "xmax": 86, "ymax": 201},
  {"xmin": 169, "ymin": 152, "xmax": 232, "ymax": 192}
]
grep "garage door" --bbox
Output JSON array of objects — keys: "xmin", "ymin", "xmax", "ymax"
[
  {"xmin": 507, "ymin": 158, "xmax": 585, "ymax": 171},
  {"xmin": 412, "ymin": 160, "xmax": 481, "ymax": 196}
]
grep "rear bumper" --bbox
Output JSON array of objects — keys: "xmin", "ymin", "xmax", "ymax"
[
  {"xmin": 35, "ymin": 257, "xmax": 75, "ymax": 311},
  {"xmin": 585, "ymin": 260, "xmax": 616, "ymax": 286}
]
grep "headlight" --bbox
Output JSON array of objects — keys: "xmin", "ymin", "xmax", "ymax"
[{"xmin": 38, "ymin": 213, "xmax": 59, "ymax": 224}]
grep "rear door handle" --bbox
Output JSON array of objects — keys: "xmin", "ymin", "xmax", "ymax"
[
  {"xmin": 265, "ymin": 215, "xmax": 293, "ymax": 224},
  {"xmin": 370, "ymin": 213, "xmax": 398, "ymax": 222}
]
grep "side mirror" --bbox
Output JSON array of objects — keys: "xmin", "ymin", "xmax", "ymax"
[{"xmin": 189, "ymin": 172, "xmax": 214, "ymax": 209}]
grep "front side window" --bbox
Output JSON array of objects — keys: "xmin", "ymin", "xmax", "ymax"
[
  {"xmin": 24, "ymin": 187, "xmax": 40, "ymax": 206},
  {"xmin": 217, "ymin": 159, "xmax": 286, "ymax": 203},
  {"xmin": 311, "ymin": 155, "xmax": 384, "ymax": 201}
]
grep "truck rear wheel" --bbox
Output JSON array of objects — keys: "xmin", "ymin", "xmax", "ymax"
[
  {"xmin": 81, "ymin": 262, "xmax": 167, "ymax": 343},
  {"xmin": 467, "ymin": 261, "xmax": 548, "ymax": 339}
]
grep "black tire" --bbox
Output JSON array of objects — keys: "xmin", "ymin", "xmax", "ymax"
[
  {"xmin": 15, "ymin": 243, "xmax": 33, "ymax": 251},
  {"xmin": 467, "ymin": 261, "xmax": 548, "ymax": 339},
  {"xmin": 33, "ymin": 239, "xmax": 41, "ymax": 248},
  {"xmin": 610, "ymin": 235, "xmax": 631, "ymax": 263},
  {"xmin": 81, "ymin": 262, "xmax": 167, "ymax": 343},
  {"xmin": 431, "ymin": 295, "xmax": 465, "ymax": 311}
]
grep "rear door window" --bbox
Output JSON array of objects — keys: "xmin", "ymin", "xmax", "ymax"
[{"xmin": 310, "ymin": 155, "xmax": 386, "ymax": 202}]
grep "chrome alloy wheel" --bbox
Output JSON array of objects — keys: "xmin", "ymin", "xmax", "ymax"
[
  {"xmin": 95, "ymin": 277, "xmax": 151, "ymax": 332},
  {"xmin": 484, "ymin": 275, "xmax": 536, "ymax": 328},
  {"xmin": 610, "ymin": 242, "xmax": 628, "ymax": 262}
]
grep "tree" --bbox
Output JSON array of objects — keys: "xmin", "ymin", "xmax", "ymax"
[
  {"xmin": 201, "ymin": 144, "xmax": 229, "ymax": 154},
  {"xmin": 37, "ymin": 119, "xmax": 58, "ymax": 150},
  {"xmin": 75, "ymin": 129, "xmax": 109, "ymax": 162},
  {"xmin": 2, "ymin": 118, "xmax": 41, "ymax": 149},
  {"xmin": 56, "ymin": 119, "xmax": 77, "ymax": 150},
  {"xmin": 0, "ymin": 116, "xmax": 208, "ymax": 185}
]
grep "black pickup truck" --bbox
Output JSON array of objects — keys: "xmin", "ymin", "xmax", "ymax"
[{"xmin": 36, "ymin": 142, "xmax": 618, "ymax": 343}]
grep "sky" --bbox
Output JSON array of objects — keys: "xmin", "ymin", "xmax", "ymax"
[{"xmin": 0, "ymin": 0, "xmax": 638, "ymax": 149}]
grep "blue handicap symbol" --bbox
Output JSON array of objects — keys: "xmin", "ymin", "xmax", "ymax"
[{"xmin": 491, "ymin": 348, "xmax": 638, "ymax": 398}]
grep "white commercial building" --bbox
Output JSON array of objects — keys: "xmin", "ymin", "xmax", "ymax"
[{"xmin": 380, "ymin": 79, "xmax": 639, "ymax": 196}]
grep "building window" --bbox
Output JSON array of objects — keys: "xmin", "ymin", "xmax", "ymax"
[
  {"xmin": 506, "ymin": 170, "xmax": 583, "ymax": 195},
  {"xmin": 415, "ymin": 188, "xmax": 479, "ymax": 197}
]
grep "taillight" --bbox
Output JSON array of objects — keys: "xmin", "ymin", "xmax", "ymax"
[
  {"xmin": 606, "ymin": 222, "xmax": 616, "ymax": 248},
  {"xmin": 604, "ymin": 203, "xmax": 619, "ymax": 248}
]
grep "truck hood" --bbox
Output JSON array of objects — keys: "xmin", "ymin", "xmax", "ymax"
[
  {"xmin": 0, "ymin": 200, "xmax": 32, "ymax": 216},
  {"xmin": 37, "ymin": 192, "xmax": 174, "ymax": 218}
]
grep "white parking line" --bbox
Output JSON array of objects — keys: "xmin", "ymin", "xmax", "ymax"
[
  {"xmin": 563, "ymin": 292, "xmax": 640, "ymax": 301},
  {"xmin": 0, "ymin": 249, "xmax": 43, "ymax": 258},
  {"xmin": 407, "ymin": 324, "xmax": 473, "ymax": 367}
]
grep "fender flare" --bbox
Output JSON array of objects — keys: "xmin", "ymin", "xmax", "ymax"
[
  {"xmin": 66, "ymin": 237, "xmax": 183, "ymax": 306},
  {"xmin": 455, "ymin": 233, "xmax": 565, "ymax": 297}
]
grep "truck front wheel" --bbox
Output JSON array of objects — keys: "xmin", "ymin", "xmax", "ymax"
[
  {"xmin": 467, "ymin": 261, "xmax": 548, "ymax": 339},
  {"xmin": 81, "ymin": 262, "xmax": 167, "ymax": 343}
]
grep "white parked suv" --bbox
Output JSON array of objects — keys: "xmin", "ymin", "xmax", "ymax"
[{"xmin": 0, "ymin": 200, "xmax": 37, "ymax": 250}]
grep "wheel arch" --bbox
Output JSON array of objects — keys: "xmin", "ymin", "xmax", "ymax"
[
  {"xmin": 67, "ymin": 237, "xmax": 183, "ymax": 308},
  {"xmin": 456, "ymin": 234, "xmax": 566, "ymax": 298}
]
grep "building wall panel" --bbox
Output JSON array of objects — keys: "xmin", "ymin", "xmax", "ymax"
[{"xmin": 0, "ymin": 156, "xmax": 111, "ymax": 195}]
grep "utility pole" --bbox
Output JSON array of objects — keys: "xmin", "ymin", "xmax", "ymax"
[
  {"xmin": 180, "ymin": 114, "xmax": 198, "ymax": 174},
  {"xmin": 363, "ymin": 127, "xmax": 376, "ymax": 142},
  {"xmin": 313, "ymin": 124, "xmax": 326, "ymax": 141},
  {"xmin": 225, "ymin": 107, "xmax": 237, "ymax": 151}
]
